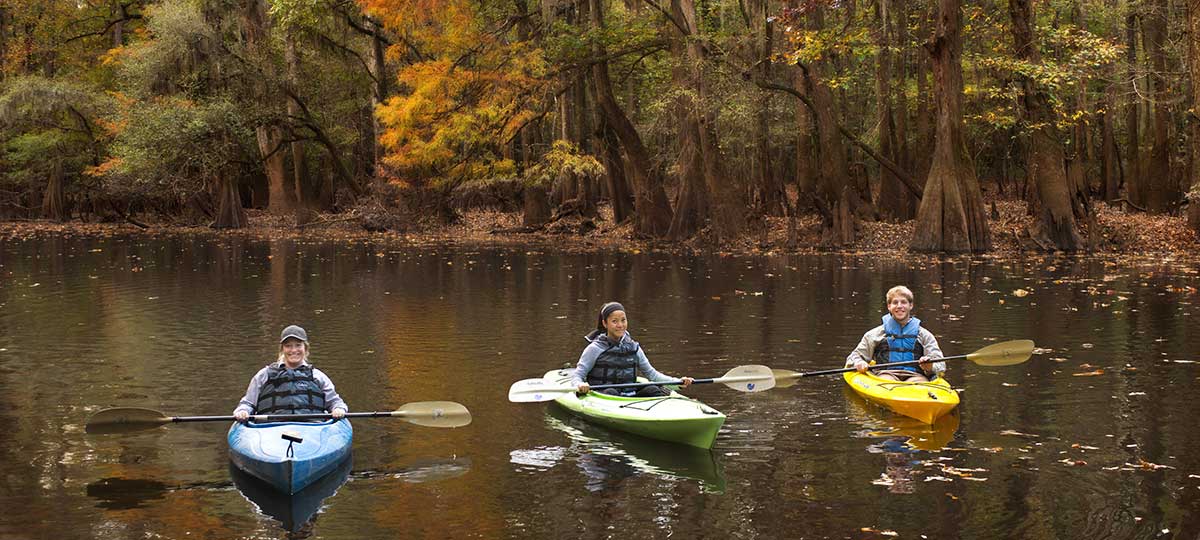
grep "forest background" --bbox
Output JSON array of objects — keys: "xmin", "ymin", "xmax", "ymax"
[{"xmin": 3, "ymin": 0, "xmax": 1200, "ymax": 254}]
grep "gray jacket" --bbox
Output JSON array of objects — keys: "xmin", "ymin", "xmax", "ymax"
[
  {"xmin": 845, "ymin": 325, "xmax": 946, "ymax": 375},
  {"xmin": 570, "ymin": 332, "xmax": 673, "ymax": 386},
  {"xmin": 233, "ymin": 360, "xmax": 348, "ymax": 416}
]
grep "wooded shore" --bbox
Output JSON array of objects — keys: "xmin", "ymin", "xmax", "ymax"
[{"xmin": 4, "ymin": 198, "xmax": 1197, "ymax": 260}]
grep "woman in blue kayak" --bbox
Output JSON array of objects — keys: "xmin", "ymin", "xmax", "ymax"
[
  {"xmin": 572, "ymin": 302, "xmax": 694, "ymax": 396},
  {"xmin": 846, "ymin": 286, "xmax": 945, "ymax": 382},
  {"xmin": 233, "ymin": 325, "xmax": 347, "ymax": 421}
]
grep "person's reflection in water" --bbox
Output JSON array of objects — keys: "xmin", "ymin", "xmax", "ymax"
[
  {"xmin": 870, "ymin": 437, "xmax": 920, "ymax": 494},
  {"xmin": 575, "ymin": 452, "xmax": 640, "ymax": 492}
]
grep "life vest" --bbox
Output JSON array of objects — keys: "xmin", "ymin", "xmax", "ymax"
[
  {"xmin": 254, "ymin": 364, "xmax": 328, "ymax": 415},
  {"xmin": 585, "ymin": 335, "xmax": 641, "ymax": 388},
  {"xmin": 872, "ymin": 315, "xmax": 924, "ymax": 373}
]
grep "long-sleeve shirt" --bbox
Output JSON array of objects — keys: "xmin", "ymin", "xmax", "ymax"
[
  {"xmin": 233, "ymin": 360, "xmax": 348, "ymax": 415},
  {"xmin": 570, "ymin": 333, "xmax": 674, "ymax": 386},
  {"xmin": 844, "ymin": 325, "xmax": 946, "ymax": 375}
]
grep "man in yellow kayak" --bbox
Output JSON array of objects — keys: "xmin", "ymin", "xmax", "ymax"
[{"xmin": 846, "ymin": 285, "xmax": 946, "ymax": 382}]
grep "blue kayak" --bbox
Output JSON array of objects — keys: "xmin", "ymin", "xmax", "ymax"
[{"xmin": 227, "ymin": 419, "xmax": 353, "ymax": 494}]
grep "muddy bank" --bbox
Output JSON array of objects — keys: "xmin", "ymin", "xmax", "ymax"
[{"xmin": 2, "ymin": 199, "xmax": 1197, "ymax": 260}]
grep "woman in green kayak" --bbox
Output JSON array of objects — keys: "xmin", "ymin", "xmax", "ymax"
[
  {"xmin": 846, "ymin": 286, "xmax": 946, "ymax": 382},
  {"xmin": 572, "ymin": 302, "xmax": 694, "ymax": 396}
]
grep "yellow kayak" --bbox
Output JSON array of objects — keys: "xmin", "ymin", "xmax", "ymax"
[{"xmin": 843, "ymin": 370, "xmax": 959, "ymax": 424}]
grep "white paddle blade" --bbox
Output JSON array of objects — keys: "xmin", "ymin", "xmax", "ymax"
[
  {"xmin": 507, "ymin": 378, "xmax": 575, "ymax": 403},
  {"xmin": 718, "ymin": 364, "xmax": 776, "ymax": 392}
]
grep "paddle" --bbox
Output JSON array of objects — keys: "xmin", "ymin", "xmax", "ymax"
[
  {"xmin": 85, "ymin": 401, "xmax": 472, "ymax": 435},
  {"xmin": 508, "ymin": 364, "xmax": 776, "ymax": 403},
  {"xmin": 771, "ymin": 339, "xmax": 1036, "ymax": 388}
]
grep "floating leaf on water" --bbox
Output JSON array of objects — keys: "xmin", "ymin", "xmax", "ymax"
[
  {"xmin": 1001, "ymin": 382, "xmax": 1018, "ymax": 387},
  {"xmin": 1000, "ymin": 430, "xmax": 1039, "ymax": 437},
  {"xmin": 1073, "ymin": 369, "xmax": 1105, "ymax": 377},
  {"xmin": 1012, "ymin": 289, "xmax": 1030, "ymax": 297},
  {"xmin": 1081, "ymin": 343, "xmax": 1094, "ymax": 349}
]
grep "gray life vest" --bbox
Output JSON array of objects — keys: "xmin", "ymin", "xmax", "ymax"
[
  {"xmin": 585, "ymin": 337, "xmax": 641, "ymax": 387},
  {"xmin": 254, "ymin": 364, "xmax": 328, "ymax": 415}
]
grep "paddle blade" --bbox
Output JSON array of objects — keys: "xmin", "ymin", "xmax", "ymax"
[
  {"xmin": 392, "ymin": 401, "xmax": 472, "ymax": 428},
  {"xmin": 86, "ymin": 408, "xmax": 172, "ymax": 435},
  {"xmin": 718, "ymin": 364, "xmax": 776, "ymax": 392},
  {"xmin": 770, "ymin": 369, "xmax": 802, "ymax": 388},
  {"xmin": 966, "ymin": 340, "xmax": 1036, "ymax": 366},
  {"xmin": 507, "ymin": 378, "xmax": 574, "ymax": 403}
]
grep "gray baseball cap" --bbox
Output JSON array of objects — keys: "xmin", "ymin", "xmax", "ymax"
[{"xmin": 280, "ymin": 325, "xmax": 308, "ymax": 343}]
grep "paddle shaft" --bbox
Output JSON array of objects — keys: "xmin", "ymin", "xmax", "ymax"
[
  {"xmin": 169, "ymin": 411, "xmax": 410, "ymax": 423},
  {"xmin": 795, "ymin": 354, "xmax": 968, "ymax": 378},
  {"xmin": 588, "ymin": 374, "xmax": 759, "ymax": 391}
]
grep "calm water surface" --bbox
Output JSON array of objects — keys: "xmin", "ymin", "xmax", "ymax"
[{"xmin": 1, "ymin": 232, "xmax": 1198, "ymax": 539}]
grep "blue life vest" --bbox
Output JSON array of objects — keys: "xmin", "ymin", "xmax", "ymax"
[
  {"xmin": 873, "ymin": 315, "xmax": 924, "ymax": 373},
  {"xmin": 585, "ymin": 335, "xmax": 641, "ymax": 388},
  {"xmin": 254, "ymin": 364, "xmax": 328, "ymax": 416}
]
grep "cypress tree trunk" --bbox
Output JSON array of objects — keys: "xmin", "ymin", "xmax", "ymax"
[
  {"xmin": 1009, "ymin": 0, "xmax": 1083, "ymax": 250},
  {"xmin": 285, "ymin": 33, "xmax": 312, "ymax": 209},
  {"xmin": 1125, "ymin": 10, "xmax": 1142, "ymax": 207},
  {"xmin": 1189, "ymin": 0, "xmax": 1200, "ymax": 232},
  {"xmin": 1143, "ymin": 0, "xmax": 1173, "ymax": 213},
  {"xmin": 910, "ymin": 0, "xmax": 990, "ymax": 253},
  {"xmin": 587, "ymin": 0, "xmax": 673, "ymax": 236},
  {"xmin": 42, "ymin": 160, "xmax": 65, "ymax": 221},
  {"xmin": 876, "ymin": 0, "xmax": 915, "ymax": 221},
  {"xmin": 213, "ymin": 174, "xmax": 248, "ymax": 228}
]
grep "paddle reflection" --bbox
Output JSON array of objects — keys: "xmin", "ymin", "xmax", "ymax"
[
  {"xmin": 509, "ymin": 406, "xmax": 726, "ymax": 493},
  {"xmin": 230, "ymin": 456, "xmax": 352, "ymax": 536}
]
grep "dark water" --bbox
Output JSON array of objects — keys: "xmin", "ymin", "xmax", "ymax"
[{"xmin": 1, "ymin": 232, "xmax": 1198, "ymax": 539}]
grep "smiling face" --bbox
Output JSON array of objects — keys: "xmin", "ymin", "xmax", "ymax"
[
  {"xmin": 281, "ymin": 338, "xmax": 307, "ymax": 368},
  {"xmin": 887, "ymin": 295, "xmax": 912, "ymax": 324},
  {"xmin": 602, "ymin": 310, "xmax": 628, "ymax": 341}
]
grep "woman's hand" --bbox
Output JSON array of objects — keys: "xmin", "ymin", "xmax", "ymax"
[
  {"xmin": 577, "ymin": 383, "xmax": 591, "ymax": 393},
  {"xmin": 234, "ymin": 410, "xmax": 249, "ymax": 422},
  {"xmin": 918, "ymin": 356, "xmax": 934, "ymax": 373},
  {"xmin": 680, "ymin": 377, "xmax": 694, "ymax": 388},
  {"xmin": 331, "ymin": 408, "xmax": 346, "ymax": 419},
  {"xmin": 853, "ymin": 360, "xmax": 870, "ymax": 373}
]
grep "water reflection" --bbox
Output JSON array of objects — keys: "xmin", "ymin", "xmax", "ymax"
[
  {"xmin": 510, "ymin": 406, "xmax": 726, "ymax": 493},
  {"xmin": 845, "ymin": 388, "xmax": 961, "ymax": 451},
  {"xmin": 231, "ymin": 457, "xmax": 352, "ymax": 536}
]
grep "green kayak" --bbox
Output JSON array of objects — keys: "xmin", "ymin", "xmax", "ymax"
[{"xmin": 542, "ymin": 369, "xmax": 726, "ymax": 449}]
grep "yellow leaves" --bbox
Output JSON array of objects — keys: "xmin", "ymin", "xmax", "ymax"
[
  {"xmin": 1012, "ymin": 289, "xmax": 1030, "ymax": 297},
  {"xmin": 1073, "ymin": 369, "xmax": 1105, "ymax": 377}
]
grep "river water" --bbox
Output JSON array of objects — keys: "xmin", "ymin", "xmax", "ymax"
[{"xmin": 1, "ymin": 232, "xmax": 1197, "ymax": 539}]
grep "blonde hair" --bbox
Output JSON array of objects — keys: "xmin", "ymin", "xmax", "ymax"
[
  {"xmin": 277, "ymin": 341, "xmax": 310, "ymax": 363},
  {"xmin": 886, "ymin": 285, "xmax": 914, "ymax": 304}
]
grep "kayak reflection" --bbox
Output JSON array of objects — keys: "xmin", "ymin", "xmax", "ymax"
[
  {"xmin": 844, "ymin": 386, "xmax": 960, "ymax": 451},
  {"xmin": 230, "ymin": 455, "xmax": 352, "ymax": 534},
  {"xmin": 511, "ymin": 406, "xmax": 726, "ymax": 493}
]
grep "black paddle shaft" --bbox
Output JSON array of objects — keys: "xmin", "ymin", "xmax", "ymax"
[
  {"xmin": 172, "ymin": 411, "xmax": 404, "ymax": 423},
  {"xmin": 589, "ymin": 379, "xmax": 703, "ymax": 390},
  {"xmin": 799, "ymin": 355, "xmax": 965, "ymax": 378}
]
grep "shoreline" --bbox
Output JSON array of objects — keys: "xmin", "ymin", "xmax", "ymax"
[{"xmin": 3, "ymin": 199, "xmax": 1198, "ymax": 261}]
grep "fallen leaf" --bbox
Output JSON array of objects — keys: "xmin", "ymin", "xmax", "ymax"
[
  {"xmin": 1073, "ymin": 369, "xmax": 1105, "ymax": 377},
  {"xmin": 1000, "ymin": 430, "xmax": 1039, "ymax": 438},
  {"xmin": 1013, "ymin": 289, "xmax": 1030, "ymax": 297}
]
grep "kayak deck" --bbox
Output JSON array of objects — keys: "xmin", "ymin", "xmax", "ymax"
[
  {"xmin": 544, "ymin": 369, "xmax": 726, "ymax": 449},
  {"xmin": 228, "ymin": 419, "xmax": 353, "ymax": 495},
  {"xmin": 843, "ymin": 370, "xmax": 959, "ymax": 424}
]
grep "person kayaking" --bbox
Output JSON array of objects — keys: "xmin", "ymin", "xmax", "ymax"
[
  {"xmin": 572, "ymin": 302, "xmax": 694, "ymax": 396},
  {"xmin": 233, "ymin": 325, "xmax": 347, "ymax": 422},
  {"xmin": 846, "ymin": 285, "xmax": 945, "ymax": 382}
]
